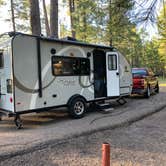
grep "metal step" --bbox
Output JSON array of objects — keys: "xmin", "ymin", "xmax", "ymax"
[
  {"xmin": 96, "ymin": 102, "xmax": 114, "ymax": 110},
  {"xmin": 89, "ymin": 102, "xmax": 114, "ymax": 113}
]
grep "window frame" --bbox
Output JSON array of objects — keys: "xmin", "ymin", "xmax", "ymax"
[
  {"xmin": 51, "ymin": 56, "xmax": 90, "ymax": 77},
  {"xmin": 108, "ymin": 54, "xmax": 117, "ymax": 71},
  {"xmin": 0, "ymin": 51, "xmax": 4, "ymax": 69}
]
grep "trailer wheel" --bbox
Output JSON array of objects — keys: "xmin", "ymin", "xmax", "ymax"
[
  {"xmin": 68, "ymin": 97, "xmax": 87, "ymax": 119},
  {"xmin": 14, "ymin": 115, "xmax": 22, "ymax": 129}
]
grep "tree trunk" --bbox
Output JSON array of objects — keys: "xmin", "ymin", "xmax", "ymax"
[
  {"xmin": 29, "ymin": 0, "xmax": 41, "ymax": 35},
  {"xmin": 69, "ymin": 0, "xmax": 76, "ymax": 38},
  {"xmin": 11, "ymin": 0, "xmax": 16, "ymax": 31},
  {"xmin": 109, "ymin": 0, "xmax": 112, "ymax": 46},
  {"xmin": 82, "ymin": 8, "xmax": 87, "ymax": 41},
  {"xmin": 42, "ymin": 0, "xmax": 50, "ymax": 36},
  {"xmin": 50, "ymin": 0, "xmax": 58, "ymax": 38}
]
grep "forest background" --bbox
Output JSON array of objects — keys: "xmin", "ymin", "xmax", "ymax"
[{"xmin": 0, "ymin": 0, "xmax": 165, "ymax": 77}]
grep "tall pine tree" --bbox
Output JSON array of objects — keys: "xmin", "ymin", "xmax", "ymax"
[{"xmin": 29, "ymin": 0, "xmax": 41, "ymax": 35}]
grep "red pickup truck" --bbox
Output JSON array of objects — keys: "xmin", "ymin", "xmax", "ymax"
[{"xmin": 132, "ymin": 68, "xmax": 159, "ymax": 98}]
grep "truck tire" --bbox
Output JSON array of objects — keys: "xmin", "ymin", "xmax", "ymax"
[
  {"xmin": 155, "ymin": 83, "xmax": 159, "ymax": 93},
  {"xmin": 68, "ymin": 97, "xmax": 87, "ymax": 119},
  {"xmin": 144, "ymin": 86, "xmax": 150, "ymax": 98}
]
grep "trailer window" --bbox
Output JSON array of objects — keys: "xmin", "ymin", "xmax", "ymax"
[
  {"xmin": 0, "ymin": 52, "xmax": 4, "ymax": 68},
  {"xmin": 80, "ymin": 58, "xmax": 90, "ymax": 75},
  {"xmin": 108, "ymin": 55, "xmax": 117, "ymax": 70},
  {"xmin": 52, "ymin": 56, "xmax": 90, "ymax": 76}
]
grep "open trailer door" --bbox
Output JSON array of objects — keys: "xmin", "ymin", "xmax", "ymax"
[{"xmin": 106, "ymin": 52, "xmax": 120, "ymax": 97}]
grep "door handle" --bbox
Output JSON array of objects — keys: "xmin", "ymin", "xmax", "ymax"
[{"xmin": 116, "ymin": 72, "xmax": 119, "ymax": 75}]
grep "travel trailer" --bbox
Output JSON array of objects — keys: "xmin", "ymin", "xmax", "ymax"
[{"xmin": 0, "ymin": 32, "xmax": 132, "ymax": 128}]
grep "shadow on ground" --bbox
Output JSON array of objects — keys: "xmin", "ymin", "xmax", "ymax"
[{"xmin": 0, "ymin": 100, "xmax": 123, "ymax": 131}]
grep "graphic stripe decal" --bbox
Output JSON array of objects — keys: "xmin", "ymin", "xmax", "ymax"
[{"xmin": 14, "ymin": 76, "xmax": 56, "ymax": 93}]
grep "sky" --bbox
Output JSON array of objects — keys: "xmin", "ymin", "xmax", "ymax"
[
  {"xmin": 0, "ymin": 0, "xmax": 50, "ymax": 34},
  {"xmin": 0, "ymin": 0, "xmax": 70, "ymax": 35},
  {"xmin": 134, "ymin": 0, "xmax": 163, "ymax": 39},
  {"xmin": 0, "ymin": 2, "xmax": 11, "ymax": 34},
  {"xmin": 0, "ymin": 0, "xmax": 163, "ymax": 38}
]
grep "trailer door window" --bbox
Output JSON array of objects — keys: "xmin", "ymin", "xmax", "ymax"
[
  {"xmin": 0, "ymin": 52, "xmax": 4, "ymax": 68},
  {"xmin": 52, "ymin": 56, "xmax": 90, "ymax": 76},
  {"xmin": 108, "ymin": 55, "xmax": 117, "ymax": 70}
]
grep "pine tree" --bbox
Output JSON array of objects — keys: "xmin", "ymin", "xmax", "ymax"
[
  {"xmin": 10, "ymin": 0, "xmax": 16, "ymax": 31},
  {"xmin": 69, "ymin": 0, "xmax": 76, "ymax": 38},
  {"xmin": 50, "ymin": 0, "xmax": 58, "ymax": 38},
  {"xmin": 42, "ymin": 0, "xmax": 50, "ymax": 36},
  {"xmin": 29, "ymin": 0, "xmax": 41, "ymax": 35}
]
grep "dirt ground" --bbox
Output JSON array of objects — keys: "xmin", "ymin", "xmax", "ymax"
[
  {"xmin": 0, "ymin": 87, "xmax": 166, "ymax": 165},
  {"xmin": 0, "ymin": 103, "xmax": 166, "ymax": 166}
]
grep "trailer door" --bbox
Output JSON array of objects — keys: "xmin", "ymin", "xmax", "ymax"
[{"xmin": 106, "ymin": 52, "xmax": 120, "ymax": 97}]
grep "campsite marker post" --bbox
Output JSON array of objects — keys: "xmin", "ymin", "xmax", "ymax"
[{"xmin": 102, "ymin": 142, "xmax": 110, "ymax": 166}]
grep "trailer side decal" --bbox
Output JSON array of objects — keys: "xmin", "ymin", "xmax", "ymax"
[{"xmin": 29, "ymin": 46, "xmax": 92, "ymax": 109}]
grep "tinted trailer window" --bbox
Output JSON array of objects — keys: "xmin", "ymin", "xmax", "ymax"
[
  {"xmin": 52, "ymin": 56, "xmax": 90, "ymax": 76},
  {"xmin": 0, "ymin": 51, "xmax": 4, "ymax": 68}
]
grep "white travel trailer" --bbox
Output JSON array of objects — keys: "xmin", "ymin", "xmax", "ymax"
[{"xmin": 0, "ymin": 32, "xmax": 132, "ymax": 128}]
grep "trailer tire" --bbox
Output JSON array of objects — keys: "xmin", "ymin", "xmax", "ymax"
[{"xmin": 68, "ymin": 97, "xmax": 87, "ymax": 119}]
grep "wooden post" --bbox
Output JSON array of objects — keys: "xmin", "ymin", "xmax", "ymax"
[{"xmin": 102, "ymin": 142, "xmax": 110, "ymax": 166}]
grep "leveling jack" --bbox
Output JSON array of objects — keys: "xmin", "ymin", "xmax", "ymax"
[
  {"xmin": 14, "ymin": 114, "xmax": 22, "ymax": 129},
  {"xmin": 0, "ymin": 112, "xmax": 22, "ymax": 129}
]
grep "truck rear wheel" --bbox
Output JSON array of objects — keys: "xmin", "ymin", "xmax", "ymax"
[
  {"xmin": 68, "ymin": 97, "xmax": 87, "ymax": 119},
  {"xmin": 144, "ymin": 86, "xmax": 150, "ymax": 98},
  {"xmin": 155, "ymin": 83, "xmax": 159, "ymax": 93}
]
